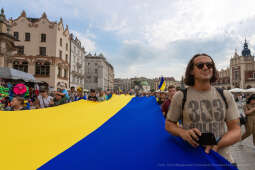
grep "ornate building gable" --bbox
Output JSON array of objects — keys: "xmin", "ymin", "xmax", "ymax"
[
  {"xmin": 57, "ymin": 18, "xmax": 64, "ymax": 32},
  {"xmin": 70, "ymin": 33, "xmax": 84, "ymax": 49},
  {"xmin": 11, "ymin": 10, "xmax": 57, "ymax": 29},
  {"xmin": 63, "ymin": 25, "xmax": 69, "ymax": 37}
]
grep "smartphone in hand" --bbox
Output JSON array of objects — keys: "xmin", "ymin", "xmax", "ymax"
[{"xmin": 197, "ymin": 132, "xmax": 217, "ymax": 145}]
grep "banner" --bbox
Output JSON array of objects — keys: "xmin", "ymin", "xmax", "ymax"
[{"xmin": 38, "ymin": 97, "xmax": 237, "ymax": 170}]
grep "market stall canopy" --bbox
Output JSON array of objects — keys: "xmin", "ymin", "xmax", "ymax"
[
  {"xmin": 244, "ymin": 88, "xmax": 255, "ymax": 93},
  {"xmin": 228, "ymin": 88, "xmax": 245, "ymax": 93},
  {"xmin": 0, "ymin": 67, "xmax": 36, "ymax": 82}
]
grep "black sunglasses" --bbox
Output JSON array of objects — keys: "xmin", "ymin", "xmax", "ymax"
[{"xmin": 194, "ymin": 62, "xmax": 213, "ymax": 70}]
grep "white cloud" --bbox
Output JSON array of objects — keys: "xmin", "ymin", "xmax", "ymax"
[
  {"xmin": 103, "ymin": 14, "xmax": 128, "ymax": 33},
  {"xmin": 143, "ymin": 0, "xmax": 255, "ymax": 49},
  {"xmin": 71, "ymin": 30, "xmax": 96, "ymax": 53},
  {"xmin": 5, "ymin": 0, "xmax": 255, "ymax": 79}
]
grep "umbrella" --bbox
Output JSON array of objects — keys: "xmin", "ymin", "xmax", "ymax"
[
  {"xmin": 0, "ymin": 67, "xmax": 36, "ymax": 82},
  {"xmin": 13, "ymin": 84, "xmax": 27, "ymax": 95},
  {"xmin": 229, "ymin": 88, "xmax": 245, "ymax": 93}
]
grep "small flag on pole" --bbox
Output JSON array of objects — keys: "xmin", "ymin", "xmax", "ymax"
[{"xmin": 158, "ymin": 77, "xmax": 166, "ymax": 91}]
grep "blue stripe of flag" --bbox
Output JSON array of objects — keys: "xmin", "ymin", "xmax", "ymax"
[{"xmin": 39, "ymin": 97, "xmax": 237, "ymax": 170}]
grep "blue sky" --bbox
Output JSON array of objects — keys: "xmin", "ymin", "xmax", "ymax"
[{"xmin": 3, "ymin": 0, "xmax": 255, "ymax": 80}]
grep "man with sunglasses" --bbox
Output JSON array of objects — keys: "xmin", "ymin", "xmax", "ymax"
[{"xmin": 165, "ymin": 53, "xmax": 241, "ymax": 165}]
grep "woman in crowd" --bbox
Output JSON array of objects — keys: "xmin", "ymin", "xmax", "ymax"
[
  {"xmin": 97, "ymin": 90, "xmax": 106, "ymax": 102},
  {"xmin": 242, "ymin": 94, "xmax": 255, "ymax": 146},
  {"xmin": 35, "ymin": 88, "xmax": 54, "ymax": 108},
  {"xmin": 88, "ymin": 89, "xmax": 98, "ymax": 101},
  {"xmin": 5, "ymin": 96, "xmax": 26, "ymax": 111}
]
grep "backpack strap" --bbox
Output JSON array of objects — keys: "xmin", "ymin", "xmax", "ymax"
[
  {"xmin": 181, "ymin": 88, "xmax": 187, "ymax": 111},
  {"xmin": 180, "ymin": 88, "xmax": 187, "ymax": 122},
  {"xmin": 215, "ymin": 88, "xmax": 228, "ymax": 109}
]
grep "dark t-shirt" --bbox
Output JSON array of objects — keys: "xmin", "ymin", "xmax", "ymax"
[
  {"xmin": 54, "ymin": 96, "xmax": 67, "ymax": 106},
  {"xmin": 161, "ymin": 99, "xmax": 171, "ymax": 117},
  {"xmin": 88, "ymin": 95, "xmax": 97, "ymax": 101}
]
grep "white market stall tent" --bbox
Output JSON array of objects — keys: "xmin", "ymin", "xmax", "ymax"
[
  {"xmin": 244, "ymin": 88, "xmax": 255, "ymax": 93},
  {"xmin": 0, "ymin": 67, "xmax": 36, "ymax": 82},
  {"xmin": 228, "ymin": 88, "xmax": 245, "ymax": 93}
]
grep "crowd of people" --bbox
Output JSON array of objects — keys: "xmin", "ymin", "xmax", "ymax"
[{"xmin": 0, "ymin": 82, "xmax": 113, "ymax": 111}]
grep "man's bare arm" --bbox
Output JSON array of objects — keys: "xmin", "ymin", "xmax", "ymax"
[
  {"xmin": 217, "ymin": 119, "xmax": 241, "ymax": 150},
  {"xmin": 165, "ymin": 119, "xmax": 201, "ymax": 148}
]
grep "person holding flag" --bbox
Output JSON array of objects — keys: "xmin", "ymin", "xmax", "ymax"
[{"xmin": 157, "ymin": 77, "xmax": 166, "ymax": 105}]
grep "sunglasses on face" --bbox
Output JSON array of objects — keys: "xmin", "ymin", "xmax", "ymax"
[{"xmin": 194, "ymin": 62, "xmax": 213, "ymax": 70}]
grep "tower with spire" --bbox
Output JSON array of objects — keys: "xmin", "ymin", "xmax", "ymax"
[{"xmin": 241, "ymin": 39, "xmax": 251, "ymax": 57}]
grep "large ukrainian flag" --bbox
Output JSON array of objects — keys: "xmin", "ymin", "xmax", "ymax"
[
  {"xmin": 1, "ymin": 95, "xmax": 237, "ymax": 170},
  {"xmin": 158, "ymin": 77, "xmax": 166, "ymax": 91}
]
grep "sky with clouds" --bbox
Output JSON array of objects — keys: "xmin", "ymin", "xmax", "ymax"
[{"xmin": 2, "ymin": 0, "xmax": 255, "ymax": 80}]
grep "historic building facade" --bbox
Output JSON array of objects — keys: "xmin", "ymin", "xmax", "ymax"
[
  {"xmin": 0, "ymin": 9, "xmax": 17, "ymax": 68},
  {"xmin": 70, "ymin": 33, "xmax": 85, "ymax": 89},
  {"xmin": 84, "ymin": 53, "xmax": 114, "ymax": 91},
  {"xmin": 215, "ymin": 40, "xmax": 255, "ymax": 89},
  {"xmin": 5, "ymin": 10, "xmax": 70, "ymax": 89},
  {"xmin": 114, "ymin": 78, "xmax": 132, "ymax": 92}
]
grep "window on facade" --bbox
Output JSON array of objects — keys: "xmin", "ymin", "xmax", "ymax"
[
  {"xmin": 25, "ymin": 32, "xmax": 30, "ymax": 41},
  {"xmin": 41, "ymin": 34, "xmax": 46, "ymax": 42},
  {"xmin": 95, "ymin": 69, "xmax": 98, "ymax": 73},
  {"xmin": 17, "ymin": 46, "xmax": 24, "ymax": 55},
  {"xmin": 66, "ymin": 54, "xmax": 68, "ymax": 62},
  {"xmin": 59, "ymin": 50, "xmax": 62, "ymax": 59},
  {"xmin": 13, "ymin": 61, "xmax": 28, "ymax": 72},
  {"xmin": 14, "ymin": 32, "xmax": 19, "ymax": 40},
  {"xmin": 64, "ymin": 69, "xmax": 67, "ymax": 78},
  {"xmin": 60, "ymin": 38, "xmax": 62, "ymax": 46},
  {"xmin": 234, "ymin": 70, "xmax": 240, "ymax": 81},
  {"xmin": 35, "ymin": 62, "xmax": 50, "ymax": 76},
  {"xmin": 94, "ymin": 76, "xmax": 98, "ymax": 83},
  {"xmin": 74, "ymin": 46, "xmax": 76, "ymax": 53},
  {"xmin": 253, "ymin": 72, "xmax": 255, "ymax": 79},
  {"xmin": 58, "ymin": 67, "xmax": 61, "ymax": 77},
  {"xmin": 39, "ymin": 47, "xmax": 46, "ymax": 56},
  {"xmin": 66, "ymin": 43, "xmax": 68, "ymax": 50}
]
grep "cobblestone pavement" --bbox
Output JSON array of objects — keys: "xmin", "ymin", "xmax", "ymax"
[{"xmin": 230, "ymin": 127, "xmax": 255, "ymax": 170}]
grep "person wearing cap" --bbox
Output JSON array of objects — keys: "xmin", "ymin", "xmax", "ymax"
[
  {"xmin": 75, "ymin": 87, "xmax": 86, "ymax": 101},
  {"xmin": 53, "ymin": 91, "xmax": 67, "ymax": 106}
]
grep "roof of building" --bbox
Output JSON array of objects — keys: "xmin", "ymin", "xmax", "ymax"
[{"xmin": 27, "ymin": 17, "xmax": 40, "ymax": 23}]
